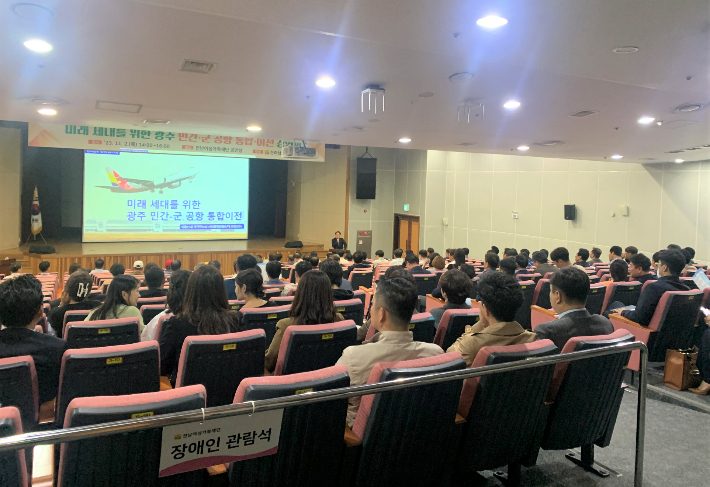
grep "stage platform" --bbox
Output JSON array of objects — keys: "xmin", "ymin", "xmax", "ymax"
[{"xmin": 2, "ymin": 238, "xmax": 325, "ymax": 277}]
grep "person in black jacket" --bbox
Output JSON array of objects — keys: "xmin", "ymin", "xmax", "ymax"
[
  {"xmin": 139, "ymin": 266, "xmax": 168, "ymax": 298},
  {"xmin": 320, "ymin": 258, "xmax": 355, "ymax": 301},
  {"xmin": 48, "ymin": 271, "xmax": 102, "ymax": 338},
  {"xmin": 347, "ymin": 251, "xmax": 371, "ymax": 273},
  {"xmin": 404, "ymin": 253, "xmax": 431, "ymax": 275},
  {"xmin": 610, "ymin": 249, "xmax": 689, "ymax": 326},
  {"xmin": 628, "ymin": 253, "xmax": 657, "ymax": 285},
  {"xmin": 0, "ymin": 275, "xmax": 67, "ymax": 404},
  {"xmin": 331, "ymin": 231, "xmax": 347, "ymax": 250},
  {"xmin": 430, "ymin": 270, "xmax": 472, "ymax": 329}
]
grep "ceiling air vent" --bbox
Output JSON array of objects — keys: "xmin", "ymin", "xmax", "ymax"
[
  {"xmin": 95, "ymin": 101, "xmax": 142, "ymax": 113},
  {"xmin": 534, "ymin": 140, "xmax": 564, "ymax": 147},
  {"xmin": 569, "ymin": 110, "xmax": 598, "ymax": 118},
  {"xmin": 180, "ymin": 60, "xmax": 217, "ymax": 74}
]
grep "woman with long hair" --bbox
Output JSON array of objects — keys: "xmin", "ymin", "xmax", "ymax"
[
  {"xmin": 159, "ymin": 265, "xmax": 240, "ymax": 385},
  {"xmin": 447, "ymin": 248, "xmax": 466, "ymax": 270},
  {"xmin": 140, "ymin": 269, "xmax": 191, "ymax": 341},
  {"xmin": 264, "ymin": 270, "xmax": 343, "ymax": 372},
  {"xmin": 235, "ymin": 268, "xmax": 269, "ymax": 328},
  {"xmin": 85, "ymin": 274, "xmax": 143, "ymax": 329}
]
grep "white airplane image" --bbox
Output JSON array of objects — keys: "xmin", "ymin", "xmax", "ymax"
[{"xmin": 97, "ymin": 167, "xmax": 199, "ymax": 194}]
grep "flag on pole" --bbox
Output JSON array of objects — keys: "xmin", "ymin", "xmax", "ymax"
[{"xmin": 31, "ymin": 186, "xmax": 43, "ymax": 235}]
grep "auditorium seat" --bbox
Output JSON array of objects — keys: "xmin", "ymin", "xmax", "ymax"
[
  {"xmin": 334, "ymin": 298, "xmax": 364, "ymax": 324},
  {"xmin": 434, "ymin": 308, "xmax": 480, "ymax": 350},
  {"xmin": 538, "ymin": 331, "xmax": 634, "ymax": 477},
  {"xmin": 273, "ymin": 321, "xmax": 357, "ymax": 375},
  {"xmin": 140, "ymin": 303, "xmax": 166, "ymax": 324},
  {"xmin": 408, "ymin": 312, "xmax": 436, "ymax": 343},
  {"xmin": 455, "ymin": 340, "xmax": 558, "ymax": 485},
  {"xmin": 0, "ymin": 407, "xmax": 28, "ymax": 487},
  {"xmin": 229, "ymin": 366, "xmax": 350, "ymax": 487},
  {"xmin": 601, "ymin": 281, "xmax": 642, "ymax": 313},
  {"xmin": 516, "ymin": 273, "xmax": 542, "ymax": 283},
  {"xmin": 228, "ymin": 299, "xmax": 246, "ymax": 310},
  {"xmin": 469, "ymin": 276, "xmax": 479, "ymax": 299},
  {"xmin": 349, "ymin": 269, "xmax": 373, "ymax": 289},
  {"xmin": 532, "ymin": 279, "xmax": 552, "ymax": 309},
  {"xmin": 65, "ymin": 317, "xmax": 140, "ymax": 349},
  {"xmin": 61, "ymin": 310, "xmax": 92, "ymax": 336},
  {"xmin": 543, "ymin": 271, "xmax": 555, "ymax": 280},
  {"xmin": 240, "ymin": 305, "xmax": 290, "ymax": 346},
  {"xmin": 268, "ymin": 295, "xmax": 295, "ymax": 307},
  {"xmin": 610, "ymin": 290, "xmax": 702, "ymax": 370},
  {"xmin": 263, "ymin": 286, "xmax": 284, "ymax": 300},
  {"xmin": 681, "ymin": 277, "xmax": 698, "ymax": 289},
  {"xmin": 588, "ymin": 275, "xmax": 601, "ymax": 284},
  {"xmin": 154, "ymin": 313, "xmax": 171, "ymax": 343},
  {"xmin": 136, "ymin": 296, "xmax": 167, "ymax": 308},
  {"xmin": 175, "ymin": 330, "xmax": 266, "ymax": 407},
  {"xmin": 55, "ymin": 341, "xmax": 160, "ymax": 426},
  {"xmin": 0, "ymin": 356, "xmax": 38, "ymax": 431},
  {"xmin": 37, "ymin": 314, "xmax": 47, "ymax": 333},
  {"xmin": 413, "ymin": 274, "xmax": 438, "ymax": 296},
  {"xmin": 350, "ymin": 352, "xmax": 465, "ymax": 486},
  {"xmin": 585, "ymin": 283, "xmax": 608, "ymax": 315},
  {"xmin": 515, "ymin": 280, "xmax": 536, "ymax": 330},
  {"xmin": 57, "ymin": 386, "xmax": 206, "ymax": 487},
  {"xmin": 352, "ymin": 289, "xmax": 367, "ymax": 310}
]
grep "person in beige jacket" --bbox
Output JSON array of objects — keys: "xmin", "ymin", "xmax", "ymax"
[{"xmin": 447, "ymin": 272, "xmax": 537, "ymax": 367}]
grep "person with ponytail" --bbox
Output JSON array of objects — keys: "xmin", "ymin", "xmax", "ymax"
[
  {"xmin": 48, "ymin": 271, "xmax": 102, "ymax": 338},
  {"xmin": 140, "ymin": 269, "xmax": 191, "ymax": 341},
  {"xmin": 85, "ymin": 274, "xmax": 144, "ymax": 330}
]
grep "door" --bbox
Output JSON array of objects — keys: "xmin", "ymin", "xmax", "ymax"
[{"xmin": 393, "ymin": 214, "xmax": 420, "ymax": 252}]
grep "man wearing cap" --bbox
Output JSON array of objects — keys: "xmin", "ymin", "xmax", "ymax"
[
  {"xmin": 130, "ymin": 260, "xmax": 144, "ymax": 275},
  {"xmin": 164, "ymin": 260, "xmax": 173, "ymax": 275}
]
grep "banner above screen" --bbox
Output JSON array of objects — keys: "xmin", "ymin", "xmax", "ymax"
[{"xmin": 28, "ymin": 122, "xmax": 325, "ymax": 161}]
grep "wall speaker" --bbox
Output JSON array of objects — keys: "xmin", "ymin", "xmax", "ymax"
[
  {"xmin": 564, "ymin": 204, "xmax": 577, "ymax": 221},
  {"xmin": 356, "ymin": 157, "xmax": 377, "ymax": 199}
]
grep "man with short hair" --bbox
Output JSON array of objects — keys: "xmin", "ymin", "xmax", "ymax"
[
  {"xmin": 293, "ymin": 252, "xmax": 303, "ymax": 263},
  {"xmin": 623, "ymin": 246, "xmax": 638, "ymax": 263},
  {"xmin": 682, "ymin": 249, "xmax": 697, "ymax": 273},
  {"xmin": 609, "ymin": 246, "xmax": 623, "ymax": 263},
  {"xmin": 139, "ymin": 267, "xmax": 167, "ymax": 298},
  {"xmin": 479, "ymin": 252, "xmax": 500, "ymax": 279},
  {"xmin": 281, "ymin": 259, "xmax": 313, "ymax": 296},
  {"xmin": 430, "ymin": 270, "xmax": 472, "ymax": 329},
  {"xmin": 208, "ymin": 260, "xmax": 221, "ymax": 271},
  {"xmin": 265, "ymin": 261, "xmax": 283, "ymax": 285},
  {"xmin": 550, "ymin": 247, "xmax": 585, "ymax": 271},
  {"xmin": 390, "ymin": 248, "xmax": 404, "ymax": 266},
  {"xmin": 225, "ymin": 254, "xmax": 258, "ymax": 300},
  {"xmin": 534, "ymin": 267, "xmax": 614, "ymax": 350},
  {"xmin": 651, "ymin": 251, "xmax": 661, "ymax": 272},
  {"xmin": 4, "ymin": 262, "xmax": 23, "ymax": 280},
  {"xmin": 589, "ymin": 248, "xmax": 603, "ymax": 265},
  {"xmin": 405, "ymin": 253, "xmax": 431, "ymax": 275},
  {"xmin": 447, "ymin": 273, "xmax": 537, "ymax": 367},
  {"xmin": 490, "ymin": 246, "xmax": 500, "ymax": 255},
  {"xmin": 628, "ymin": 254, "xmax": 657, "ymax": 285},
  {"xmin": 110, "ymin": 263, "xmax": 125, "ymax": 276},
  {"xmin": 320, "ymin": 259, "xmax": 355, "ymax": 301},
  {"xmin": 684, "ymin": 247, "xmax": 696, "ymax": 265},
  {"xmin": 37, "ymin": 261, "xmax": 52, "ymax": 275},
  {"xmin": 418, "ymin": 249, "xmax": 428, "ymax": 265},
  {"xmin": 332, "ymin": 231, "xmax": 347, "ymax": 250},
  {"xmin": 373, "ymin": 250, "xmax": 388, "ymax": 265},
  {"xmin": 514, "ymin": 254, "xmax": 529, "ymax": 276},
  {"xmin": 287, "ymin": 254, "xmax": 295, "ymax": 264},
  {"xmin": 347, "ymin": 251, "xmax": 371, "ymax": 273},
  {"xmin": 336, "ymin": 277, "xmax": 444, "ymax": 426},
  {"xmin": 575, "ymin": 248, "xmax": 591, "ymax": 267},
  {"xmin": 499, "ymin": 257, "xmax": 516, "ymax": 276},
  {"xmin": 503, "ymin": 248, "xmax": 518, "ymax": 258},
  {"xmin": 90, "ymin": 259, "xmax": 110, "ymax": 275},
  {"xmin": 0, "ymin": 275, "xmax": 67, "ymax": 404},
  {"xmin": 463, "ymin": 247, "xmax": 470, "ymax": 259},
  {"xmin": 532, "ymin": 251, "xmax": 557, "ymax": 277},
  {"xmin": 611, "ymin": 250, "xmax": 689, "ymax": 326},
  {"xmin": 171, "ymin": 260, "xmax": 182, "ymax": 272}
]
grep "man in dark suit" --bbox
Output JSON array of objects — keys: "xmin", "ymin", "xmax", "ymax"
[
  {"xmin": 532, "ymin": 250, "xmax": 557, "ymax": 277},
  {"xmin": 139, "ymin": 266, "xmax": 168, "ymax": 298},
  {"xmin": 404, "ymin": 253, "xmax": 431, "ymax": 275},
  {"xmin": 610, "ymin": 249, "xmax": 689, "ymax": 326},
  {"xmin": 535, "ymin": 267, "xmax": 614, "ymax": 350},
  {"xmin": 514, "ymin": 254, "xmax": 530, "ymax": 276},
  {"xmin": 574, "ymin": 248, "xmax": 591, "ymax": 267},
  {"xmin": 0, "ymin": 275, "xmax": 67, "ymax": 404},
  {"xmin": 331, "ymin": 231, "xmax": 347, "ymax": 250},
  {"xmin": 628, "ymin": 253, "xmax": 657, "ymax": 285}
]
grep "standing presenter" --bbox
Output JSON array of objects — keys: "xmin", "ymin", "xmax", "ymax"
[{"xmin": 331, "ymin": 231, "xmax": 347, "ymax": 250}]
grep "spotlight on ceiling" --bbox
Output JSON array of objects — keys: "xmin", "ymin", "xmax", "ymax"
[
  {"xmin": 503, "ymin": 100, "xmax": 521, "ymax": 109},
  {"xmin": 611, "ymin": 154, "xmax": 623, "ymax": 160},
  {"xmin": 37, "ymin": 108, "xmax": 56, "ymax": 116},
  {"xmin": 399, "ymin": 137, "xmax": 411, "ymax": 143},
  {"xmin": 24, "ymin": 39, "xmax": 52, "ymax": 53},
  {"xmin": 246, "ymin": 125, "xmax": 262, "ymax": 132},
  {"xmin": 316, "ymin": 76, "xmax": 335, "ymax": 88},
  {"xmin": 675, "ymin": 159, "xmax": 684, "ymax": 164},
  {"xmin": 476, "ymin": 15, "xmax": 508, "ymax": 29},
  {"xmin": 638, "ymin": 116, "xmax": 655, "ymax": 125},
  {"xmin": 517, "ymin": 145, "xmax": 530, "ymax": 152}
]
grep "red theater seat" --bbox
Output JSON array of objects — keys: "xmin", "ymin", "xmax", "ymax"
[
  {"xmin": 334, "ymin": 298, "xmax": 364, "ymax": 325},
  {"xmin": 0, "ymin": 356, "xmax": 38, "ymax": 431},
  {"xmin": 434, "ymin": 308, "xmax": 480, "ymax": 350},
  {"xmin": 273, "ymin": 321, "xmax": 357, "ymax": 375},
  {"xmin": 65, "ymin": 317, "xmax": 140, "ymax": 349},
  {"xmin": 0, "ymin": 407, "xmax": 28, "ymax": 487},
  {"xmin": 240, "ymin": 305, "xmax": 290, "ymax": 347}
]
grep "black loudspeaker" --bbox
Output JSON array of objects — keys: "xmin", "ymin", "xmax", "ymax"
[
  {"xmin": 284, "ymin": 241, "xmax": 303, "ymax": 249},
  {"xmin": 564, "ymin": 205, "xmax": 577, "ymax": 221},
  {"xmin": 29, "ymin": 245, "xmax": 56, "ymax": 254},
  {"xmin": 356, "ymin": 157, "xmax": 377, "ymax": 199}
]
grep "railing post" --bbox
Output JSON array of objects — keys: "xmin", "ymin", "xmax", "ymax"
[{"xmin": 634, "ymin": 345, "xmax": 648, "ymax": 487}]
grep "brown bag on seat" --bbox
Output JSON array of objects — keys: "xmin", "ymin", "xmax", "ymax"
[{"xmin": 663, "ymin": 348, "xmax": 701, "ymax": 391}]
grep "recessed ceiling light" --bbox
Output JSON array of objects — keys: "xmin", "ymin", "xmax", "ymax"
[
  {"xmin": 613, "ymin": 46, "xmax": 639, "ymax": 54},
  {"xmin": 611, "ymin": 154, "xmax": 623, "ymax": 160},
  {"xmin": 503, "ymin": 100, "xmax": 521, "ymax": 109},
  {"xmin": 675, "ymin": 159, "xmax": 684, "ymax": 163},
  {"xmin": 656, "ymin": 121, "xmax": 663, "ymax": 126},
  {"xmin": 418, "ymin": 92, "xmax": 434, "ymax": 98},
  {"xmin": 316, "ymin": 76, "xmax": 335, "ymax": 88},
  {"xmin": 399, "ymin": 137, "xmax": 411, "ymax": 143},
  {"xmin": 674, "ymin": 103, "xmax": 702, "ymax": 113},
  {"xmin": 246, "ymin": 125, "xmax": 262, "ymax": 132},
  {"xmin": 638, "ymin": 116, "xmax": 655, "ymax": 124},
  {"xmin": 37, "ymin": 108, "xmax": 56, "ymax": 116},
  {"xmin": 143, "ymin": 119, "xmax": 170, "ymax": 124},
  {"xmin": 517, "ymin": 145, "xmax": 530, "ymax": 152},
  {"xmin": 12, "ymin": 3, "xmax": 54, "ymax": 20},
  {"xmin": 24, "ymin": 39, "xmax": 52, "ymax": 53},
  {"xmin": 476, "ymin": 15, "xmax": 508, "ymax": 29},
  {"xmin": 458, "ymin": 143, "xmax": 476, "ymax": 147},
  {"xmin": 449, "ymin": 72, "xmax": 474, "ymax": 82}
]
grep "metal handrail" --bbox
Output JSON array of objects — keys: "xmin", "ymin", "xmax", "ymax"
[{"xmin": 0, "ymin": 341, "xmax": 648, "ymax": 487}]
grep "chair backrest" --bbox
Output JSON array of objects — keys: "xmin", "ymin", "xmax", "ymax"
[
  {"xmin": 268, "ymin": 295, "xmax": 295, "ymax": 307},
  {"xmin": 408, "ymin": 312, "xmax": 436, "ymax": 343},
  {"xmin": 543, "ymin": 271, "xmax": 555, "ymax": 279},
  {"xmin": 230, "ymin": 366, "xmax": 350, "ymax": 487},
  {"xmin": 65, "ymin": 317, "xmax": 140, "ymax": 349},
  {"xmin": 646, "ymin": 290, "xmax": 703, "ymax": 361},
  {"xmin": 456, "ymin": 341, "xmax": 558, "ymax": 474},
  {"xmin": 588, "ymin": 275, "xmax": 601, "ymax": 284},
  {"xmin": 0, "ymin": 407, "xmax": 28, "ymax": 487},
  {"xmin": 136, "ymin": 296, "xmax": 167, "ymax": 308},
  {"xmin": 263, "ymin": 287, "xmax": 283, "ymax": 300},
  {"xmin": 334, "ymin": 298, "xmax": 364, "ymax": 325},
  {"xmin": 542, "ymin": 330, "xmax": 634, "ymax": 451},
  {"xmin": 280, "ymin": 265, "xmax": 293, "ymax": 280},
  {"xmin": 175, "ymin": 330, "xmax": 266, "ymax": 407},
  {"xmin": 140, "ymin": 304, "xmax": 166, "ymax": 324},
  {"xmin": 413, "ymin": 274, "xmax": 438, "ymax": 296},
  {"xmin": 240, "ymin": 305, "xmax": 291, "ymax": 347},
  {"xmin": 601, "ymin": 281, "xmax": 642, "ymax": 311},
  {"xmin": 62, "ymin": 310, "xmax": 92, "ymax": 336},
  {"xmin": 680, "ymin": 277, "xmax": 698, "ymax": 289},
  {"xmin": 352, "ymin": 352, "xmax": 466, "ymax": 486},
  {"xmin": 532, "ymin": 279, "xmax": 552, "ymax": 309},
  {"xmin": 0, "ymin": 357, "xmax": 38, "ymax": 430},
  {"xmin": 516, "ymin": 273, "xmax": 542, "ymax": 283},
  {"xmin": 56, "ymin": 341, "xmax": 160, "ymax": 425},
  {"xmin": 274, "ymin": 321, "xmax": 357, "ymax": 375},
  {"xmin": 58, "ymin": 386, "xmax": 206, "ymax": 487},
  {"xmin": 514, "ymin": 280, "xmax": 536, "ymax": 330},
  {"xmin": 353, "ymin": 289, "xmax": 367, "ymax": 309},
  {"xmin": 154, "ymin": 313, "xmax": 171, "ymax": 343},
  {"xmin": 469, "ymin": 277, "xmax": 479, "ymax": 299},
  {"xmin": 434, "ymin": 308, "xmax": 480, "ymax": 350},
  {"xmin": 585, "ymin": 283, "xmax": 608, "ymax": 315},
  {"xmin": 349, "ymin": 269, "xmax": 373, "ymax": 289},
  {"xmin": 228, "ymin": 299, "xmax": 246, "ymax": 311}
]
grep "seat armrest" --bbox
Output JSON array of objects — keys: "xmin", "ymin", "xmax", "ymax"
[
  {"xmin": 455, "ymin": 413, "xmax": 466, "ymax": 425},
  {"xmin": 160, "ymin": 376, "xmax": 173, "ymax": 391},
  {"xmin": 531, "ymin": 306, "xmax": 557, "ymax": 330},
  {"xmin": 344, "ymin": 426, "xmax": 361, "ymax": 447},
  {"xmin": 39, "ymin": 399, "xmax": 55, "ymax": 425},
  {"xmin": 609, "ymin": 313, "xmax": 656, "ymax": 332},
  {"xmin": 207, "ymin": 464, "xmax": 228, "ymax": 475},
  {"xmin": 425, "ymin": 294, "xmax": 444, "ymax": 312},
  {"xmin": 359, "ymin": 286, "xmax": 373, "ymax": 294}
]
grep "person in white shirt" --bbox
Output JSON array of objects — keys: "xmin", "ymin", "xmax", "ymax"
[
  {"xmin": 4, "ymin": 262, "xmax": 23, "ymax": 280},
  {"xmin": 373, "ymin": 250, "xmax": 389, "ymax": 265},
  {"xmin": 336, "ymin": 276, "xmax": 444, "ymax": 427},
  {"xmin": 89, "ymin": 258, "xmax": 111, "ymax": 275},
  {"xmin": 390, "ymin": 248, "xmax": 404, "ymax": 266},
  {"xmin": 281, "ymin": 260, "xmax": 313, "ymax": 296}
]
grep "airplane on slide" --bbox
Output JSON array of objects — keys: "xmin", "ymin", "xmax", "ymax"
[{"xmin": 97, "ymin": 167, "xmax": 199, "ymax": 193}]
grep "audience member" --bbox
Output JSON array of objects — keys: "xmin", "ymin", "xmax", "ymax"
[
  {"xmin": 532, "ymin": 251, "xmax": 557, "ymax": 277},
  {"xmin": 447, "ymin": 272, "xmax": 537, "ymax": 367},
  {"xmin": 447, "ymin": 249, "xmax": 466, "ymax": 270},
  {"xmin": 499, "ymin": 257, "xmax": 516, "ymax": 276},
  {"xmin": 4, "ymin": 262, "xmax": 23, "ymax": 280},
  {"xmin": 160, "ymin": 265, "xmax": 241, "ymax": 386},
  {"xmin": 463, "ymin": 247, "xmax": 470, "ymax": 259},
  {"xmin": 67, "ymin": 263, "xmax": 82, "ymax": 275},
  {"xmin": 651, "ymin": 251, "xmax": 661, "ymax": 272},
  {"xmin": 225, "ymin": 254, "xmax": 258, "ymax": 300},
  {"xmin": 682, "ymin": 249, "xmax": 697, "ymax": 273},
  {"xmin": 623, "ymin": 246, "xmax": 638, "ymax": 263},
  {"xmin": 405, "ymin": 253, "xmax": 431, "ymax": 275},
  {"xmin": 194, "ymin": 263, "xmax": 207, "ymax": 271},
  {"xmin": 628, "ymin": 254, "xmax": 657, "ymax": 284},
  {"xmin": 109, "ymin": 262, "xmax": 125, "ymax": 276},
  {"xmin": 430, "ymin": 270, "xmax": 472, "ymax": 329},
  {"xmin": 48, "ymin": 271, "xmax": 102, "ymax": 337},
  {"xmin": 309, "ymin": 256, "xmax": 320, "ymax": 268},
  {"xmin": 490, "ymin": 246, "xmax": 500, "ymax": 255},
  {"xmin": 514, "ymin": 254, "xmax": 529, "ymax": 276},
  {"xmin": 234, "ymin": 268, "xmax": 268, "ymax": 330},
  {"xmin": 427, "ymin": 247, "xmax": 435, "ymax": 258},
  {"xmin": 604, "ymin": 260, "xmax": 629, "ymax": 287},
  {"xmin": 337, "ymin": 276, "xmax": 443, "ymax": 426},
  {"xmin": 293, "ymin": 252, "xmax": 303, "ymax": 263},
  {"xmin": 610, "ymin": 250, "xmax": 689, "ymax": 326},
  {"xmin": 266, "ymin": 271, "xmax": 344, "ymax": 372},
  {"xmin": 589, "ymin": 247, "xmax": 603, "ymax": 265},
  {"xmin": 0, "ymin": 275, "xmax": 67, "ymax": 404},
  {"xmin": 171, "ymin": 260, "xmax": 182, "ymax": 271},
  {"xmin": 575, "ymin": 248, "xmax": 591, "ymax": 267},
  {"xmin": 281, "ymin": 259, "xmax": 313, "ymax": 296},
  {"xmin": 431, "ymin": 255, "xmax": 446, "ymax": 271},
  {"xmin": 667, "ymin": 244, "xmax": 682, "ymax": 251},
  {"xmin": 459, "ymin": 263, "xmax": 476, "ymax": 280},
  {"xmin": 208, "ymin": 260, "xmax": 221, "ymax": 271},
  {"xmin": 550, "ymin": 247, "xmax": 585, "ymax": 271},
  {"xmin": 141, "ymin": 270, "xmax": 191, "ymax": 341},
  {"xmin": 287, "ymin": 254, "xmax": 295, "ymax": 264},
  {"xmin": 357, "ymin": 267, "xmax": 415, "ymax": 342},
  {"xmin": 37, "ymin": 261, "xmax": 52, "ymax": 275},
  {"xmin": 535, "ymin": 267, "xmax": 614, "ymax": 350},
  {"xmin": 689, "ymin": 320, "xmax": 710, "ymax": 395},
  {"xmin": 609, "ymin": 246, "xmax": 623, "ymax": 262},
  {"xmin": 143, "ymin": 262, "xmax": 159, "ymax": 273},
  {"xmin": 347, "ymin": 251, "xmax": 371, "ymax": 273},
  {"xmin": 320, "ymin": 259, "xmax": 354, "ymax": 301},
  {"xmin": 139, "ymin": 267, "xmax": 167, "ymax": 298},
  {"xmin": 130, "ymin": 260, "xmax": 144, "ymax": 275},
  {"xmin": 86, "ymin": 275, "xmax": 144, "ymax": 331},
  {"xmin": 503, "ymin": 248, "xmax": 518, "ymax": 258},
  {"xmin": 265, "ymin": 261, "xmax": 283, "ymax": 285},
  {"xmin": 164, "ymin": 260, "xmax": 173, "ymax": 274},
  {"xmin": 418, "ymin": 249, "xmax": 428, "ymax": 265},
  {"xmin": 390, "ymin": 248, "xmax": 404, "ymax": 266},
  {"xmin": 373, "ymin": 250, "xmax": 388, "ymax": 265},
  {"xmin": 684, "ymin": 247, "xmax": 696, "ymax": 265}
]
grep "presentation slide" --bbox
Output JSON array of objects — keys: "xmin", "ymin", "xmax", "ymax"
[{"xmin": 83, "ymin": 150, "xmax": 249, "ymax": 242}]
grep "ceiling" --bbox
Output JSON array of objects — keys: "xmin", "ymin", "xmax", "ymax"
[{"xmin": 1, "ymin": 0, "xmax": 709, "ymax": 163}]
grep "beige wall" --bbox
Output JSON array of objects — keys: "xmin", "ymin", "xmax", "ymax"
[
  {"xmin": 0, "ymin": 127, "xmax": 22, "ymax": 251},
  {"xmin": 423, "ymin": 150, "xmax": 710, "ymax": 262},
  {"xmin": 286, "ymin": 147, "xmax": 348, "ymax": 247}
]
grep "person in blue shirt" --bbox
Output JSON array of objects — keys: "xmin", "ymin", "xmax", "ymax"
[{"xmin": 265, "ymin": 260, "xmax": 283, "ymax": 286}]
